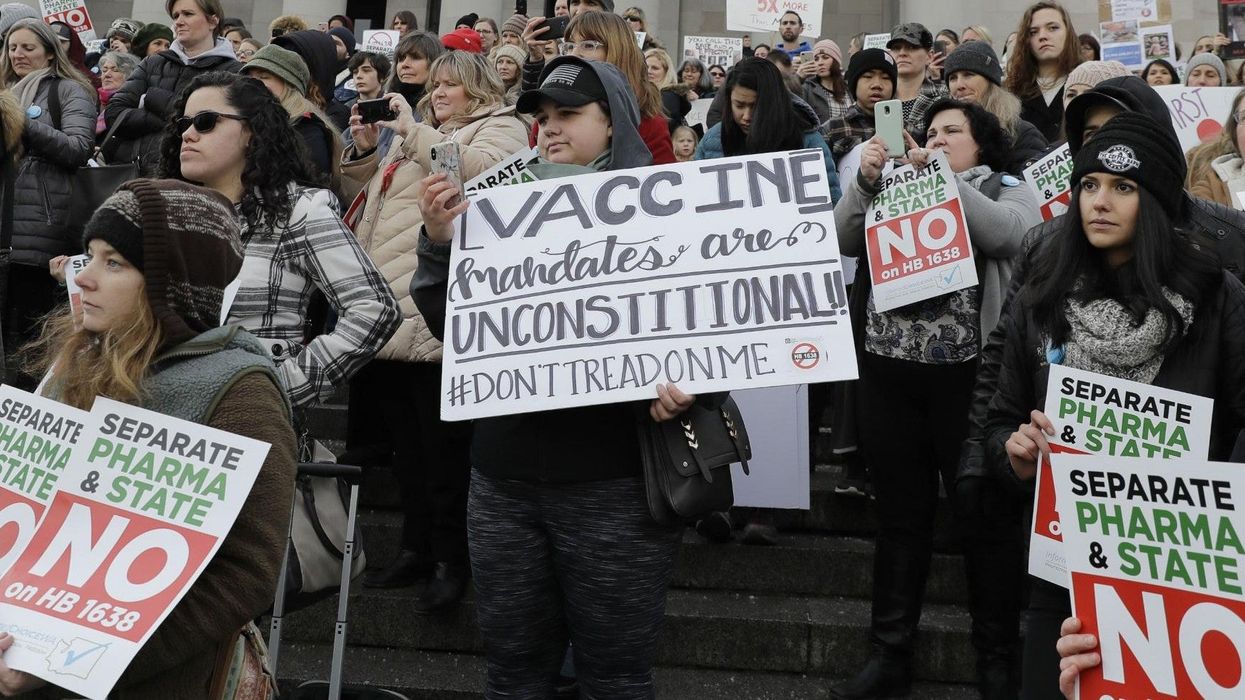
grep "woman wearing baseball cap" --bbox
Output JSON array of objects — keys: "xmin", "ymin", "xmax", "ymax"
[{"xmin": 985, "ymin": 111, "xmax": 1245, "ymax": 699}]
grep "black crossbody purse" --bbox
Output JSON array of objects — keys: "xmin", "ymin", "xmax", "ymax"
[{"xmin": 637, "ymin": 396, "xmax": 752, "ymax": 525}]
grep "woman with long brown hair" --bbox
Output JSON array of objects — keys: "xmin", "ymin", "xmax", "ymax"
[
  {"xmin": 522, "ymin": 10, "xmax": 674, "ymax": 163},
  {"xmin": 1004, "ymin": 1, "xmax": 1082, "ymax": 141},
  {"xmin": 1185, "ymin": 88, "xmax": 1245, "ymax": 208}
]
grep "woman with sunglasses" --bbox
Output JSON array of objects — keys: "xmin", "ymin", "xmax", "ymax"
[
  {"xmin": 0, "ymin": 18, "xmax": 96, "ymax": 387},
  {"xmin": 708, "ymin": 64, "xmax": 727, "ymax": 91},
  {"xmin": 159, "ymin": 71, "xmax": 399, "ymax": 409},
  {"xmin": 622, "ymin": 7, "xmax": 659, "ymax": 50},
  {"xmin": 521, "ymin": 10, "xmax": 674, "ymax": 163},
  {"xmin": 105, "ymin": 0, "xmax": 240, "ymax": 174}
]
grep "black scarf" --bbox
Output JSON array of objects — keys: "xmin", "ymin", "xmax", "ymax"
[{"xmin": 393, "ymin": 81, "xmax": 425, "ymax": 110}]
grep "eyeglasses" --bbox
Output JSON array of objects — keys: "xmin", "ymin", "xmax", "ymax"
[
  {"xmin": 561, "ymin": 40, "xmax": 605, "ymax": 55},
  {"xmin": 237, "ymin": 49, "xmax": 255, "ymax": 58},
  {"xmin": 709, "ymin": 70, "xmax": 726, "ymax": 77},
  {"xmin": 625, "ymin": 16, "xmax": 641, "ymax": 22},
  {"xmin": 176, "ymin": 111, "xmax": 248, "ymax": 134}
]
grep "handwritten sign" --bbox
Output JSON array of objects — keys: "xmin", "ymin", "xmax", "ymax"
[
  {"xmin": 1024, "ymin": 143, "xmax": 1072, "ymax": 221},
  {"xmin": 441, "ymin": 150, "xmax": 858, "ymax": 420},
  {"xmin": 463, "ymin": 147, "xmax": 539, "ymax": 194},
  {"xmin": 726, "ymin": 0, "xmax": 823, "ymax": 38},
  {"xmin": 361, "ymin": 30, "xmax": 400, "ymax": 56},
  {"xmin": 864, "ymin": 150, "xmax": 977, "ymax": 312},
  {"xmin": 1154, "ymin": 85, "xmax": 1238, "ymax": 155},
  {"xmin": 1030, "ymin": 365, "xmax": 1212, "ymax": 587},
  {"xmin": 683, "ymin": 35, "xmax": 744, "ymax": 68},
  {"xmin": 1052, "ymin": 454, "xmax": 1245, "ymax": 699},
  {"xmin": 0, "ymin": 398, "xmax": 270, "ymax": 699},
  {"xmin": 40, "ymin": 0, "xmax": 95, "ymax": 42}
]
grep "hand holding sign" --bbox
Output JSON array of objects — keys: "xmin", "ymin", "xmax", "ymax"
[
  {"xmin": 649, "ymin": 383, "xmax": 695, "ymax": 422},
  {"xmin": 1056, "ymin": 617, "xmax": 1100, "ymax": 700},
  {"xmin": 0, "ymin": 633, "xmax": 45, "ymax": 696},
  {"xmin": 1006, "ymin": 409, "xmax": 1056, "ymax": 480}
]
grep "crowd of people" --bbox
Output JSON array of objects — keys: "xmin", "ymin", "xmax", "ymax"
[{"xmin": 1, "ymin": 0, "xmax": 1244, "ymax": 698}]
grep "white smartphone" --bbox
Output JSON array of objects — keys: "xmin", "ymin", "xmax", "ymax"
[
  {"xmin": 430, "ymin": 141, "xmax": 464, "ymax": 208},
  {"xmin": 874, "ymin": 99, "xmax": 906, "ymax": 158}
]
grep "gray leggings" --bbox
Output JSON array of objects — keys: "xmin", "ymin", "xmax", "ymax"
[{"xmin": 468, "ymin": 470, "xmax": 681, "ymax": 699}]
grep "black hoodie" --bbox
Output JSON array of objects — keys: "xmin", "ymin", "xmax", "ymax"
[{"xmin": 273, "ymin": 30, "xmax": 351, "ymax": 131}]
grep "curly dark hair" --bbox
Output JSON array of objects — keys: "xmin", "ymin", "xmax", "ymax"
[
  {"xmin": 922, "ymin": 97, "xmax": 1013, "ymax": 173},
  {"xmin": 158, "ymin": 71, "xmax": 324, "ymax": 236}
]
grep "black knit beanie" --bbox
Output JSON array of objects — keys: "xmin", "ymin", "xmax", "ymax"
[
  {"xmin": 82, "ymin": 179, "xmax": 245, "ymax": 347},
  {"xmin": 846, "ymin": 48, "xmax": 897, "ymax": 98},
  {"xmin": 1069, "ymin": 111, "xmax": 1186, "ymax": 219},
  {"xmin": 943, "ymin": 40, "xmax": 1003, "ymax": 86},
  {"xmin": 456, "ymin": 13, "xmax": 479, "ymax": 29}
]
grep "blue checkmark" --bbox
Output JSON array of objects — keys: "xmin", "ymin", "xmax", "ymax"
[{"xmin": 65, "ymin": 642, "xmax": 107, "ymax": 666}]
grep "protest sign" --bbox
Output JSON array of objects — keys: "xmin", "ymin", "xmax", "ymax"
[
  {"xmin": 686, "ymin": 98, "xmax": 711, "ymax": 128},
  {"xmin": 1029, "ymin": 365, "xmax": 1212, "ymax": 587},
  {"xmin": 1140, "ymin": 24, "xmax": 1175, "ymax": 63},
  {"xmin": 726, "ymin": 0, "xmax": 822, "ymax": 38},
  {"xmin": 863, "ymin": 150, "xmax": 976, "ymax": 312},
  {"xmin": 441, "ymin": 149, "xmax": 857, "ymax": 420},
  {"xmin": 464, "ymin": 147, "xmax": 539, "ymax": 194},
  {"xmin": 1100, "ymin": 21, "xmax": 1143, "ymax": 69},
  {"xmin": 1024, "ymin": 143, "xmax": 1072, "ymax": 221},
  {"xmin": 39, "ymin": 0, "xmax": 95, "ymax": 42},
  {"xmin": 361, "ymin": 30, "xmax": 400, "ymax": 56},
  {"xmin": 1155, "ymin": 85, "xmax": 1238, "ymax": 154},
  {"xmin": 1110, "ymin": 0, "xmax": 1158, "ymax": 21},
  {"xmin": 731, "ymin": 385, "xmax": 808, "ymax": 509},
  {"xmin": 1222, "ymin": 0, "xmax": 1245, "ymax": 59},
  {"xmin": 862, "ymin": 33, "xmax": 891, "ymax": 51},
  {"xmin": 0, "ymin": 398, "xmax": 270, "ymax": 699},
  {"xmin": 0, "ymin": 387, "xmax": 89, "ymax": 577},
  {"xmin": 683, "ymin": 35, "xmax": 744, "ymax": 68},
  {"xmin": 1051, "ymin": 454, "xmax": 1245, "ymax": 699},
  {"xmin": 63, "ymin": 254, "xmax": 89, "ymax": 322},
  {"xmin": 635, "ymin": 31, "xmax": 646, "ymax": 48}
]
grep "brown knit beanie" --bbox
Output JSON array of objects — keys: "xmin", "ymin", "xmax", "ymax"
[
  {"xmin": 502, "ymin": 14, "xmax": 528, "ymax": 37},
  {"xmin": 83, "ymin": 179, "xmax": 244, "ymax": 347}
]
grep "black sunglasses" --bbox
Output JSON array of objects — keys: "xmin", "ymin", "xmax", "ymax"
[{"xmin": 176, "ymin": 111, "xmax": 248, "ymax": 135}]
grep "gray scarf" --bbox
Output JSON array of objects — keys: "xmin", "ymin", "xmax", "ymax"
[
  {"xmin": 12, "ymin": 67, "xmax": 51, "ymax": 110},
  {"xmin": 1063, "ymin": 288, "xmax": 1195, "ymax": 384}
]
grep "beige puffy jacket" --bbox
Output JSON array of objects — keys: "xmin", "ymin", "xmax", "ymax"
[{"xmin": 339, "ymin": 102, "xmax": 528, "ymax": 363}]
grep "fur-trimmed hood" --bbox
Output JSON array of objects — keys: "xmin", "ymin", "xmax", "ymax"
[{"xmin": 0, "ymin": 88, "xmax": 21, "ymax": 164}]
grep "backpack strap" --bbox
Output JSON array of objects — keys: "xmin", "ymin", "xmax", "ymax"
[
  {"xmin": 46, "ymin": 76, "xmax": 62, "ymax": 131},
  {"xmin": 978, "ymin": 171, "xmax": 1006, "ymax": 201}
]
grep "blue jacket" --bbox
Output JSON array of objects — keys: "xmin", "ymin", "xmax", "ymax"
[{"xmin": 694, "ymin": 121, "xmax": 842, "ymax": 204}]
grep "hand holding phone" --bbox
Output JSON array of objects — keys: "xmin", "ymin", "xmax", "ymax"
[
  {"xmin": 430, "ymin": 142, "xmax": 464, "ymax": 208},
  {"xmin": 874, "ymin": 99, "xmax": 905, "ymax": 158},
  {"xmin": 542, "ymin": 15, "xmax": 570, "ymax": 41},
  {"xmin": 357, "ymin": 98, "xmax": 397, "ymax": 124}
]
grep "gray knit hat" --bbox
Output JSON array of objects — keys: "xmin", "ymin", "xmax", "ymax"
[
  {"xmin": 0, "ymin": 3, "xmax": 39, "ymax": 40},
  {"xmin": 242, "ymin": 43, "xmax": 311, "ymax": 97},
  {"xmin": 107, "ymin": 18, "xmax": 143, "ymax": 41},
  {"xmin": 1185, "ymin": 52, "xmax": 1227, "ymax": 86},
  {"xmin": 501, "ymin": 13, "xmax": 528, "ymax": 37},
  {"xmin": 943, "ymin": 40, "xmax": 1003, "ymax": 86},
  {"xmin": 494, "ymin": 43, "xmax": 526, "ymax": 66}
]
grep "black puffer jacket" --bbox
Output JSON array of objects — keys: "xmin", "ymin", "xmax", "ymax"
[
  {"xmin": 960, "ymin": 194, "xmax": 1245, "ymax": 484},
  {"xmin": 7, "ymin": 76, "xmax": 96, "ymax": 266},
  {"xmin": 1005, "ymin": 119, "xmax": 1048, "ymax": 176},
  {"xmin": 104, "ymin": 40, "xmax": 241, "ymax": 174},
  {"xmin": 983, "ymin": 262, "xmax": 1245, "ymax": 469}
]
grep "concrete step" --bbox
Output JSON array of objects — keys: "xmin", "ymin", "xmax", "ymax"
[
  {"xmin": 280, "ymin": 587, "xmax": 975, "ymax": 683},
  {"xmin": 276, "ymin": 644, "xmax": 978, "ymax": 699},
  {"xmin": 356, "ymin": 511, "xmax": 967, "ymax": 605}
]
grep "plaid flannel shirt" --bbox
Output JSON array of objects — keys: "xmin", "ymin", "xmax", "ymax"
[
  {"xmin": 228, "ymin": 184, "xmax": 400, "ymax": 408},
  {"xmin": 825, "ymin": 105, "xmax": 877, "ymax": 162},
  {"xmin": 902, "ymin": 78, "xmax": 949, "ymax": 136}
]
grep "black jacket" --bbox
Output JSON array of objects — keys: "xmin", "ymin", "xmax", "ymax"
[
  {"xmin": 104, "ymin": 44, "xmax": 241, "ymax": 174},
  {"xmin": 660, "ymin": 86, "xmax": 691, "ymax": 134},
  {"xmin": 983, "ymin": 263, "xmax": 1245, "ymax": 470},
  {"xmin": 1020, "ymin": 88, "xmax": 1065, "ymax": 143},
  {"xmin": 961, "ymin": 194, "xmax": 1245, "ymax": 484},
  {"xmin": 1005, "ymin": 119, "xmax": 1048, "ymax": 176},
  {"xmin": 273, "ymin": 31, "xmax": 350, "ymax": 131}
]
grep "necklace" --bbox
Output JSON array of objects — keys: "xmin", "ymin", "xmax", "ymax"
[{"xmin": 1036, "ymin": 74, "xmax": 1065, "ymax": 91}]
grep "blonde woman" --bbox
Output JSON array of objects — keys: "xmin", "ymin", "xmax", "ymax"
[
  {"xmin": 337, "ymin": 51, "xmax": 527, "ymax": 606},
  {"xmin": 646, "ymin": 47, "xmax": 692, "ymax": 132},
  {"xmin": 623, "ymin": 7, "xmax": 660, "ymax": 50},
  {"xmin": 241, "ymin": 43, "xmax": 342, "ymax": 180}
]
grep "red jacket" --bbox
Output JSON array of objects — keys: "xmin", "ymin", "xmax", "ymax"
[{"xmin": 527, "ymin": 113, "xmax": 675, "ymax": 165}]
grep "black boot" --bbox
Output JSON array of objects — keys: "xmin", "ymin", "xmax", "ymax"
[
  {"xmin": 362, "ymin": 549, "xmax": 432, "ymax": 589},
  {"xmin": 413, "ymin": 562, "xmax": 467, "ymax": 613},
  {"xmin": 830, "ymin": 648, "xmax": 912, "ymax": 699}
]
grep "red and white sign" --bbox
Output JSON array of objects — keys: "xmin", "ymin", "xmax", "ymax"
[
  {"xmin": 1024, "ymin": 144, "xmax": 1072, "ymax": 221},
  {"xmin": 1154, "ymin": 85, "xmax": 1239, "ymax": 155},
  {"xmin": 865, "ymin": 151, "xmax": 977, "ymax": 312},
  {"xmin": 1051, "ymin": 455, "xmax": 1245, "ymax": 699},
  {"xmin": 63, "ymin": 254, "xmax": 89, "ymax": 324},
  {"xmin": 0, "ymin": 398, "xmax": 269, "ymax": 699},
  {"xmin": 40, "ymin": 0, "xmax": 96, "ymax": 42},
  {"xmin": 0, "ymin": 387, "xmax": 88, "ymax": 578},
  {"xmin": 726, "ymin": 0, "xmax": 823, "ymax": 38},
  {"xmin": 1030, "ymin": 365, "xmax": 1213, "ymax": 587}
]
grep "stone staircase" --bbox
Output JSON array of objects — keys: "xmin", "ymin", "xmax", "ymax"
[{"xmin": 276, "ymin": 403, "xmax": 979, "ymax": 698}]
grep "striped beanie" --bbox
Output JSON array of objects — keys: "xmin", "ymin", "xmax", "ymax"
[{"xmin": 83, "ymin": 179, "xmax": 244, "ymax": 347}]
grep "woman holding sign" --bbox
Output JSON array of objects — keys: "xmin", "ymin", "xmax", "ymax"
[
  {"xmin": 832, "ymin": 98, "xmax": 1040, "ymax": 698},
  {"xmin": 985, "ymin": 112, "xmax": 1245, "ymax": 698},
  {"xmin": 8, "ymin": 179, "xmax": 297, "ymax": 698},
  {"xmin": 337, "ymin": 51, "xmax": 527, "ymax": 605}
]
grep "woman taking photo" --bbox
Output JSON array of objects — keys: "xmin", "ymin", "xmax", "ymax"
[
  {"xmin": 945, "ymin": 40, "xmax": 1047, "ymax": 174},
  {"xmin": 336, "ymin": 51, "xmax": 526, "ymax": 608},
  {"xmin": 105, "ymin": 0, "xmax": 240, "ymax": 174},
  {"xmin": 802, "ymin": 39, "xmax": 850, "ymax": 126},
  {"xmin": 241, "ymin": 43, "xmax": 342, "ymax": 178},
  {"xmin": 645, "ymin": 47, "xmax": 691, "ymax": 133},
  {"xmin": 832, "ymin": 97, "xmax": 1041, "ymax": 699},
  {"xmin": 522, "ymin": 10, "xmax": 674, "ymax": 163},
  {"xmin": 158, "ymin": 71, "xmax": 399, "ymax": 409},
  {"xmin": 0, "ymin": 18, "xmax": 95, "ymax": 383},
  {"xmin": 412, "ymin": 54, "xmax": 700, "ymax": 699},
  {"xmin": 1184, "ymin": 89, "xmax": 1245, "ymax": 209},
  {"xmin": 1005, "ymin": 1, "xmax": 1082, "ymax": 142},
  {"xmin": 10, "ymin": 179, "xmax": 296, "ymax": 698},
  {"xmin": 984, "ymin": 111, "xmax": 1245, "ymax": 699}
]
